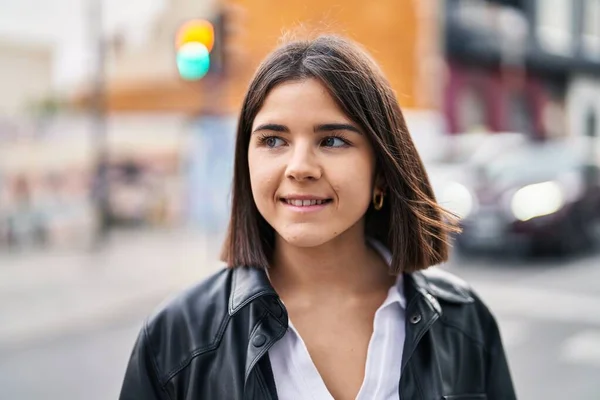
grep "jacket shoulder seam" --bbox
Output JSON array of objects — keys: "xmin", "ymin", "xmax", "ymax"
[
  {"xmin": 161, "ymin": 313, "xmax": 232, "ymax": 385},
  {"xmin": 438, "ymin": 316, "xmax": 492, "ymax": 354},
  {"xmin": 414, "ymin": 270, "xmax": 474, "ymax": 304}
]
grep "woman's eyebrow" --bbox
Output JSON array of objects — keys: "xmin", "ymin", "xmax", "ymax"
[
  {"xmin": 252, "ymin": 122, "xmax": 361, "ymax": 134},
  {"xmin": 315, "ymin": 123, "xmax": 362, "ymax": 134},
  {"xmin": 252, "ymin": 123, "xmax": 288, "ymax": 133}
]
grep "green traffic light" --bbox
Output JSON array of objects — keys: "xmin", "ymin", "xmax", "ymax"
[{"xmin": 177, "ymin": 42, "xmax": 211, "ymax": 80}]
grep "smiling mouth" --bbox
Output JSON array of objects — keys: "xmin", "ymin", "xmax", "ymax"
[{"xmin": 281, "ymin": 199, "xmax": 332, "ymax": 207}]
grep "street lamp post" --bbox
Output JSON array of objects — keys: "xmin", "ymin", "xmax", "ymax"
[
  {"xmin": 497, "ymin": 6, "xmax": 530, "ymax": 137},
  {"xmin": 497, "ymin": 7, "xmax": 528, "ymax": 98},
  {"xmin": 88, "ymin": 0, "xmax": 110, "ymax": 247}
]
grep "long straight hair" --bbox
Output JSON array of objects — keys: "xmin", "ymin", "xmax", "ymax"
[{"xmin": 221, "ymin": 35, "xmax": 459, "ymax": 274}]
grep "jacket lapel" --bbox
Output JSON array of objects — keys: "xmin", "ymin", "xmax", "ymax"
[
  {"xmin": 230, "ymin": 267, "xmax": 287, "ymax": 399},
  {"xmin": 401, "ymin": 271, "xmax": 443, "ymax": 373}
]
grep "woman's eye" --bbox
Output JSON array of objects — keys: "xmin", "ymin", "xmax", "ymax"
[
  {"xmin": 264, "ymin": 137, "xmax": 285, "ymax": 148},
  {"xmin": 322, "ymin": 136, "xmax": 348, "ymax": 148}
]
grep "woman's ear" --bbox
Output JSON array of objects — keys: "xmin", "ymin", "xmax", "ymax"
[{"xmin": 374, "ymin": 173, "xmax": 386, "ymax": 194}]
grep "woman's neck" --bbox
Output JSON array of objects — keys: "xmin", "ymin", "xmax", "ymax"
[{"xmin": 268, "ymin": 227, "xmax": 394, "ymax": 303}]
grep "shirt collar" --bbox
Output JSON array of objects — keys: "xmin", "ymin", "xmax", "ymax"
[{"xmin": 381, "ymin": 274, "xmax": 406, "ymax": 309}]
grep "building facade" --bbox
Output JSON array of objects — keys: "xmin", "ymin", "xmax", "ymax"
[
  {"xmin": 443, "ymin": 0, "xmax": 600, "ymax": 139},
  {"xmin": 0, "ymin": 39, "xmax": 52, "ymax": 117}
]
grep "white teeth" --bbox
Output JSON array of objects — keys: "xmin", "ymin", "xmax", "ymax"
[{"xmin": 285, "ymin": 199, "xmax": 327, "ymax": 206}]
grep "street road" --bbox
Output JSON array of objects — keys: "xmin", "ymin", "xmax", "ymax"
[
  {"xmin": 1, "ymin": 231, "xmax": 599, "ymax": 400},
  {"xmin": 449, "ymin": 250, "xmax": 600, "ymax": 400}
]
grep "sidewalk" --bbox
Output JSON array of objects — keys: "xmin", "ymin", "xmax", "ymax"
[{"xmin": 0, "ymin": 229, "xmax": 224, "ymax": 351}]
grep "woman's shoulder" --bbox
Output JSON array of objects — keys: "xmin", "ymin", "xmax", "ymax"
[
  {"xmin": 145, "ymin": 266, "xmax": 232, "ymax": 330},
  {"xmin": 138, "ymin": 267, "xmax": 233, "ymax": 362},
  {"xmin": 130, "ymin": 265, "xmax": 279, "ymax": 385},
  {"xmin": 413, "ymin": 266, "xmax": 481, "ymax": 306}
]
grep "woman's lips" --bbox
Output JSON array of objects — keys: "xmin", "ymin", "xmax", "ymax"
[{"xmin": 283, "ymin": 198, "xmax": 331, "ymax": 206}]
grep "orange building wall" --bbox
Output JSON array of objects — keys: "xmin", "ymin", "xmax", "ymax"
[{"xmin": 226, "ymin": 0, "xmax": 433, "ymax": 113}]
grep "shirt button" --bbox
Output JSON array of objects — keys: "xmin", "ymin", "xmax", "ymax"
[
  {"xmin": 410, "ymin": 313, "xmax": 422, "ymax": 324},
  {"xmin": 252, "ymin": 334, "xmax": 267, "ymax": 347}
]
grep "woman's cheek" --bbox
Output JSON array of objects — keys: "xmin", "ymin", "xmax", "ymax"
[
  {"xmin": 251, "ymin": 168, "xmax": 278, "ymax": 203},
  {"xmin": 332, "ymin": 171, "xmax": 372, "ymax": 204}
]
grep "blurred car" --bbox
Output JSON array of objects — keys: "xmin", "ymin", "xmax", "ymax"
[
  {"xmin": 107, "ymin": 159, "xmax": 170, "ymax": 227},
  {"xmin": 425, "ymin": 132, "xmax": 528, "ymax": 219},
  {"xmin": 107, "ymin": 160, "xmax": 153, "ymax": 226},
  {"xmin": 5, "ymin": 206, "xmax": 47, "ymax": 248},
  {"xmin": 2, "ymin": 175, "xmax": 48, "ymax": 250},
  {"xmin": 454, "ymin": 139, "xmax": 600, "ymax": 255}
]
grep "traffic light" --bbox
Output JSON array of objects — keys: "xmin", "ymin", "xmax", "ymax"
[{"xmin": 175, "ymin": 18, "xmax": 219, "ymax": 81}]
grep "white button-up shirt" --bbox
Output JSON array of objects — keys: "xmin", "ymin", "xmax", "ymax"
[{"xmin": 268, "ymin": 240, "xmax": 406, "ymax": 399}]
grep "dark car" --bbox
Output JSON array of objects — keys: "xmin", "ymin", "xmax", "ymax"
[
  {"xmin": 454, "ymin": 139, "xmax": 600, "ymax": 256},
  {"xmin": 426, "ymin": 132, "xmax": 528, "ymax": 220}
]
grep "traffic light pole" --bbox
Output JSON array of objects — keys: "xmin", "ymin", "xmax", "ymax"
[{"xmin": 88, "ymin": 0, "xmax": 110, "ymax": 248}]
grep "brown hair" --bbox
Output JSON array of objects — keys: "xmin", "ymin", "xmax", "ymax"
[{"xmin": 221, "ymin": 34, "xmax": 459, "ymax": 273}]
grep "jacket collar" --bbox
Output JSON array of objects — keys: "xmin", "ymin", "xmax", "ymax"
[
  {"xmin": 400, "ymin": 268, "xmax": 473, "ymax": 373},
  {"xmin": 229, "ymin": 266, "xmax": 277, "ymax": 316}
]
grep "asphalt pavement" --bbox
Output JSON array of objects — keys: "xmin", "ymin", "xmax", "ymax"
[
  {"xmin": 1, "ymin": 230, "xmax": 599, "ymax": 400},
  {"xmin": 448, "ymin": 250, "xmax": 600, "ymax": 400}
]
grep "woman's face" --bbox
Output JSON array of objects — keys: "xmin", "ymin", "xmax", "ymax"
[{"xmin": 248, "ymin": 78, "xmax": 377, "ymax": 248}]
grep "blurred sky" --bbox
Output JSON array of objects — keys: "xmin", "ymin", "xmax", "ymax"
[{"xmin": 0, "ymin": 0, "xmax": 167, "ymax": 89}]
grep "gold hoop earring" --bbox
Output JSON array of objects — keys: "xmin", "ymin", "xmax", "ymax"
[{"xmin": 373, "ymin": 191, "xmax": 384, "ymax": 211}]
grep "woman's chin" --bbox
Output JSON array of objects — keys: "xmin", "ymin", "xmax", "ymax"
[{"xmin": 277, "ymin": 229, "xmax": 337, "ymax": 248}]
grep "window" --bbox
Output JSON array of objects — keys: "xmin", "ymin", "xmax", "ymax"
[
  {"xmin": 456, "ymin": 0, "xmax": 494, "ymax": 30},
  {"xmin": 542, "ymin": 100, "xmax": 566, "ymax": 138},
  {"xmin": 508, "ymin": 92, "xmax": 534, "ymax": 134},
  {"xmin": 457, "ymin": 85, "xmax": 489, "ymax": 133},
  {"xmin": 583, "ymin": 0, "xmax": 600, "ymax": 56},
  {"xmin": 535, "ymin": 0, "xmax": 573, "ymax": 55}
]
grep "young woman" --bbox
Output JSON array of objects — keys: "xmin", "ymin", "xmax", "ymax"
[{"xmin": 120, "ymin": 35, "xmax": 516, "ymax": 400}]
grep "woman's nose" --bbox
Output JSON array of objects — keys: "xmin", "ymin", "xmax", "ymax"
[{"xmin": 284, "ymin": 143, "xmax": 322, "ymax": 181}]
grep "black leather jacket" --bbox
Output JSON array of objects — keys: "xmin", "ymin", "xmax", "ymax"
[{"xmin": 119, "ymin": 266, "xmax": 516, "ymax": 400}]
